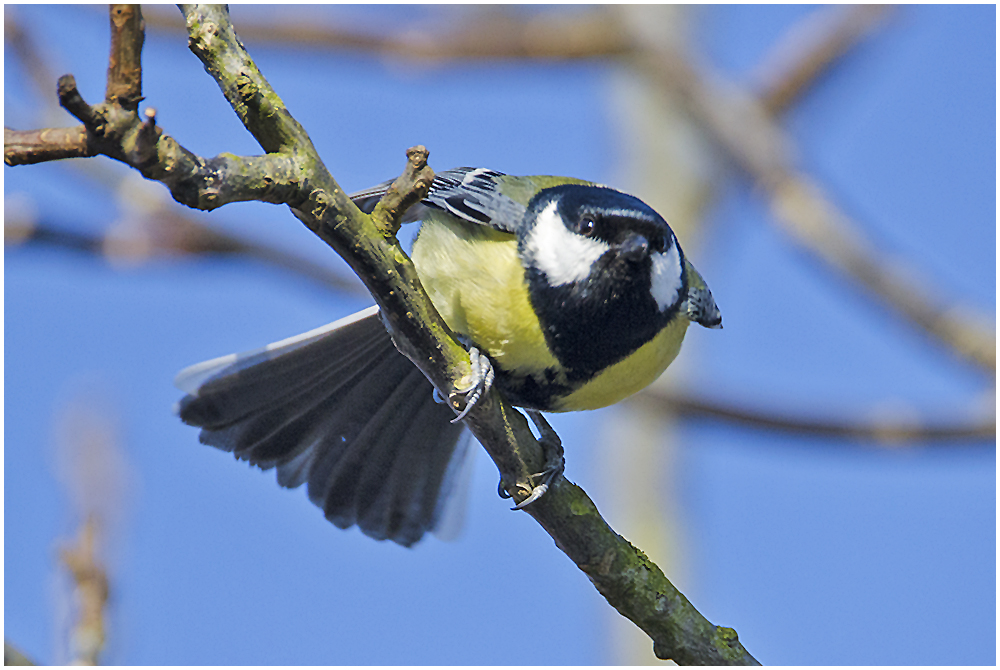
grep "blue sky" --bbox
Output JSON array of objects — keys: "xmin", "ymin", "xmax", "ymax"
[{"xmin": 4, "ymin": 5, "xmax": 995, "ymax": 665}]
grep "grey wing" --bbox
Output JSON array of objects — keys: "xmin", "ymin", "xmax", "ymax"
[
  {"xmin": 175, "ymin": 307, "xmax": 467, "ymax": 547},
  {"xmin": 349, "ymin": 167, "xmax": 526, "ymax": 233}
]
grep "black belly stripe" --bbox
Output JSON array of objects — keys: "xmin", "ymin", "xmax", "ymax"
[{"xmin": 495, "ymin": 367, "xmax": 572, "ymax": 411}]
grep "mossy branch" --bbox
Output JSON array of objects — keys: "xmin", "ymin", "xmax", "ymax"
[{"xmin": 3, "ymin": 4, "xmax": 757, "ymax": 664}]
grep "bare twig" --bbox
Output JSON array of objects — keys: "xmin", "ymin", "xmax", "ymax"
[
  {"xmin": 369, "ymin": 145, "xmax": 436, "ymax": 237},
  {"xmin": 4, "ymin": 126, "xmax": 92, "ymax": 164},
  {"xmin": 105, "ymin": 4, "xmax": 144, "ymax": 110}
]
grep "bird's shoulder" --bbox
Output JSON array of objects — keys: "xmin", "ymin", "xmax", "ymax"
[{"xmin": 350, "ymin": 167, "xmax": 595, "ymax": 234}]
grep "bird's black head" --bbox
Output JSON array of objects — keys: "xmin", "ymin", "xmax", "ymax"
[{"xmin": 518, "ymin": 184, "xmax": 688, "ymax": 380}]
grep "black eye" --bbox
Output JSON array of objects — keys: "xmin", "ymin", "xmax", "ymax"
[
  {"xmin": 651, "ymin": 235, "xmax": 666, "ymax": 253},
  {"xmin": 579, "ymin": 215, "xmax": 598, "ymax": 237}
]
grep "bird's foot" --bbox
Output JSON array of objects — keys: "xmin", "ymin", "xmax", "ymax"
[
  {"xmin": 509, "ymin": 410, "xmax": 565, "ymax": 510},
  {"xmin": 448, "ymin": 345, "xmax": 495, "ymax": 424}
]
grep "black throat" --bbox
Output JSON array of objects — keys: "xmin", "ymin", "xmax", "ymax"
[{"xmin": 524, "ymin": 257, "xmax": 676, "ymax": 383}]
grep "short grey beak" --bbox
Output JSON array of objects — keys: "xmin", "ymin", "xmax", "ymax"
[{"xmin": 620, "ymin": 234, "xmax": 649, "ymax": 262}]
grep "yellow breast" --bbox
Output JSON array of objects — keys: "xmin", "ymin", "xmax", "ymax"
[{"xmin": 411, "ymin": 214, "xmax": 560, "ymax": 377}]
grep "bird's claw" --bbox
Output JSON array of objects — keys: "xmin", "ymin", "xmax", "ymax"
[
  {"xmin": 512, "ymin": 481, "xmax": 550, "ymax": 510},
  {"xmin": 511, "ymin": 466, "xmax": 561, "ymax": 510},
  {"xmin": 449, "ymin": 346, "xmax": 494, "ymax": 423},
  {"xmin": 498, "ymin": 462, "xmax": 561, "ymax": 509}
]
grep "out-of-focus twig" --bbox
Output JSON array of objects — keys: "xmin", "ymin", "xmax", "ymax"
[
  {"xmin": 59, "ymin": 518, "xmax": 109, "ymax": 666},
  {"xmin": 5, "ymin": 8, "xmax": 58, "ymax": 100},
  {"xmin": 754, "ymin": 5, "xmax": 895, "ymax": 114},
  {"xmin": 636, "ymin": 388, "xmax": 996, "ymax": 444},
  {"xmin": 141, "ymin": 5, "xmax": 628, "ymax": 61},
  {"xmin": 51, "ymin": 388, "xmax": 135, "ymax": 666},
  {"xmin": 4, "ymin": 208, "xmax": 366, "ymax": 295}
]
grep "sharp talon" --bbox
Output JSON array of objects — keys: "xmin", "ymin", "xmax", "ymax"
[
  {"xmin": 498, "ymin": 477, "xmax": 512, "ymax": 499},
  {"xmin": 512, "ymin": 482, "xmax": 548, "ymax": 510},
  {"xmin": 511, "ymin": 461, "xmax": 563, "ymax": 510},
  {"xmin": 449, "ymin": 346, "xmax": 494, "ymax": 423},
  {"xmin": 432, "ymin": 387, "xmax": 447, "ymax": 405},
  {"xmin": 450, "ymin": 402, "xmax": 474, "ymax": 424}
]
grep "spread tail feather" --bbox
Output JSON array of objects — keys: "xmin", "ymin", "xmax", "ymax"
[{"xmin": 175, "ymin": 307, "xmax": 466, "ymax": 547}]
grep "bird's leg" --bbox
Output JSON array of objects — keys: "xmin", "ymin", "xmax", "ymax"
[
  {"xmin": 510, "ymin": 410, "xmax": 565, "ymax": 510},
  {"xmin": 434, "ymin": 336, "xmax": 560, "ymax": 508}
]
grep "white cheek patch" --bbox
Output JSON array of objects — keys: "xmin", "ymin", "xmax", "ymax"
[
  {"xmin": 650, "ymin": 242, "xmax": 683, "ymax": 312},
  {"xmin": 525, "ymin": 201, "xmax": 610, "ymax": 286}
]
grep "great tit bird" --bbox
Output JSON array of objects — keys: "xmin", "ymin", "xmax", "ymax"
[{"xmin": 176, "ymin": 167, "xmax": 721, "ymax": 547}]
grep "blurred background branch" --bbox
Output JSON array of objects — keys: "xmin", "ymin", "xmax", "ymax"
[
  {"xmin": 4, "ymin": 641, "xmax": 36, "ymax": 666},
  {"xmin": 50, "ymin": 389, "xmax": 133, "ymax": 665},
  {"xmin": 59, "ymin": 517, "xmax": 110, "ymax": 666}
]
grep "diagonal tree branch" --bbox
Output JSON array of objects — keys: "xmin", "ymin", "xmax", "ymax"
[{"xmin": 177, "ymin": 7, "xmax": 759, "ymax": 663}]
